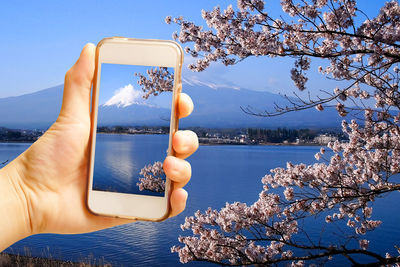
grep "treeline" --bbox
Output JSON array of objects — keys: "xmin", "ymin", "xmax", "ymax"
[
  {"xmin": 247, "ymin": 128, "xmax": 317, "ymax": 143},
  {"xmin": 97, "ymin": 126, "xmax": 170, "ymax": 134},
  {"xmin": 0, "ymin": 127, "xmax": 42, "ymax": 142},
  {"xmin": 187, "ymin": 127, "xmax": 246, "ymax": 138}
]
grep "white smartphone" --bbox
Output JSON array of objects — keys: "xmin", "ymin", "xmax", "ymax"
[{"xmin": 87, "ymin": 37, "xmax": 183, "ymax": 221}]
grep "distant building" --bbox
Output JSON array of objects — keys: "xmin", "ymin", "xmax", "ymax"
[
  {"xmin": 314, "ymin": 134, "xmax": 338, "ymax": 145},
  {"xmin": 239, "ymin": 134, "xmax": 247, "ymax": 143}
]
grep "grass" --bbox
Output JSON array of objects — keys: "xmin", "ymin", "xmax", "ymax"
[{"xmin": 0, "ymin": 251, "xmax": 113, "ymax": 267}]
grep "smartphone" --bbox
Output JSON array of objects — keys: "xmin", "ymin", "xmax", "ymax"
[{"xmin": 87, "ymin": 37, "xmax": 183, "ymax": 221}]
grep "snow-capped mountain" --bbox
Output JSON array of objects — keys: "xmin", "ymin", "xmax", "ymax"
[
  {"xmin": 0, "ymin": 81, "xmax": 343, "ymax": 129},
  {"xmin": 103, "ymin": 84, "xmax": 147, "ymax": 108},
  {"xmin": 96, "ymin": 83, "xmax": 170, "ymax": 126}
]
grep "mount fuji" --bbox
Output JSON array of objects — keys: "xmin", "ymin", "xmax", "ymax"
[{"xmin": 0, "ymin": 80, "xmax": 343, "ymax": 130}]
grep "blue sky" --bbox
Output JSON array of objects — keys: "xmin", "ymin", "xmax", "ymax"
[{"xmin": 0, "ymin": 0, "xmax": 388, "ymax": 98}]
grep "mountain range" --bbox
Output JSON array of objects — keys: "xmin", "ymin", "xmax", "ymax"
[{"xmin": 0, "ymin": 81, "xmax": 343, "ymax": 129}]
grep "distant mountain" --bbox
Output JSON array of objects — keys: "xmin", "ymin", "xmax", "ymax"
[
  {"xmin": 0, "ymin": 82, "xmax": 343, "ymax": 129},
  {"xmin": 98, "ymin": 104, "xmax": 170, "ymax": 126},
  {"xmin": 0, "ymin": 85, "xmax": 63, "ymax": 129},
  {"xmin": 180, "ymin": 84, "xmax": 342, "ymax": 128},
  {"xmin": 95, "ymin": 83, "xmax": 171, "ymax": 126}
]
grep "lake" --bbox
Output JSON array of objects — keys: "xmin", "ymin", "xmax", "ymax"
[
  {"xmin": 2, "ymin": 135, "xmax": 400, "ymax": 266},
  {"xmin": 93, "ymin": 134, "xmax": 168, "ymax": 196}
]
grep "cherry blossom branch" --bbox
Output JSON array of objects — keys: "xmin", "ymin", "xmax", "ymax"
[
  {"xmin": 166, "ymin": 0, "xmax": 400, "ymax": 114},
  {"xmin": 166, "ymin": 1, "xmax": 400, "ymax": 265},
  {"xmin": 135, "ymin": 67, "xmax": 174, "ymax": 99},
  {"xmin": 136, "ymin": 161, "xmax": 165, "ymax": 193}
]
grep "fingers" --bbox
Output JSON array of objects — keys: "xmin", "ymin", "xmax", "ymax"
[
  {"xmin": 59, "ymin": 43, "xmax": 96, "ymax": 123},
  {"xmin": 163, "ymin": 156, "xmax": 191, "ymax": 188},
  {"xmin": 169, "ymin": 188, "xmax": 188, "ymax": 218},
  {"xmin": 165, "ymin": 129, "xmax": 197, "ymax": 218},
  {"xmin": 178, "ymin": 93, "xmax": 194, "ymax": 119},
  {"xmin": 167, "ymin": 92, "xmax": 195, "ymax": 217},
  {"xmin": 172, "ymin": 130, "xmax": 199, "ymax": 159},
  {"xmin": 165, "ymin": 130, "xmax": 196, "ymax": 218}
]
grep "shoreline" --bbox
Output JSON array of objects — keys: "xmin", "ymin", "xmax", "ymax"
[
  {"xmin": 199, "ymin": 142, "xmax": 322, "ymax": 146},
  {"xmin": 0, "ymin": 140, "xmax": 324, "ymax": 147},
  {"xmin": 0, "ymin": 138, "xmax": 324, "ymax": 147},
  {"xmin": 97, "ymin": 133, "xmax": 325, "ymax": 146},
  {"xmin": 0, "ymin": 127, "xmax": 339, "ymax": 147},
  {"xmin": 0, "ymin": 140, "xmax": 35, "ymax": 144},
  {"xmin": 0, "ymin": 252, "xmax": 111, "ymax": 267},
  {"xmin": 0, "ymin": 133, "xmax": 327, "ymax": 147},
  {"xmin": 199, "ymin": 142, "xmax": 322, "ymax": 147},
  {"xmin": 97, "ymin": 132, "xmax": 167, "ymax": 135}
]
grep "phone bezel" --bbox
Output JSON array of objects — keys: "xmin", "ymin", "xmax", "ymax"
[{"xmin": 87, "ymin": 37, "xmax": 183, "ymax": 221}]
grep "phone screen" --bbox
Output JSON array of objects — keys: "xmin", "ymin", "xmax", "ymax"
[{"xmin": 92, "ymin": 63, "xmax": 174, "ymax": 197}]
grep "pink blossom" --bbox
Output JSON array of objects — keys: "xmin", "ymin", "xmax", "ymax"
[
  {"xmin": 165, "ymin": 16, "xmax": 172, "ymax": 24},
  {"xmin": 136, "ymin": 161, "xmax": 165, "ymax": 193},
  {"xmin": 359, "ymin": 239, "xmax": 369, "ymax": 250},
  {"xmin": 135, "ymin": 67, "xmax": 174, "ymax": 99},
  {"xmin": 284, "ymin": 187, "xmax": 294, "ymax": 201}
]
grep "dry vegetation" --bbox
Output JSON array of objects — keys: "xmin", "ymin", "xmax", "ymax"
[{"xmin": 0, "ymin": 253, "xmax": 112, "ymax": 267}]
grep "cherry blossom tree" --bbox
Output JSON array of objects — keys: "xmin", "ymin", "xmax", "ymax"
[
  {"xmin": 135, "ymin": 67, "xmax": 174, "ymax": 99},
  {"xmin": 137, "ymin": 161, "xmax": 165, "ymax": 193},
  {"xmin": 164, "ymin": 0, "xmax": 400, "ymax": 265}
]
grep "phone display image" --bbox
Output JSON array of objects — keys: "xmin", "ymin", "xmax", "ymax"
[{"xmin": 92, "ymin": 63, "xmax": 174, "ymax": 197}]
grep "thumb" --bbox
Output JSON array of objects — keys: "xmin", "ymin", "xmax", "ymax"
[{"xmin": 59, "ymin": 43, "xmax": 96, "ymax": 124}]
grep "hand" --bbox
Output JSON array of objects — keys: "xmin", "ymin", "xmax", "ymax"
[{"xmin": 0, "ymin": 44, "xmax": 198, "ymax": 250}]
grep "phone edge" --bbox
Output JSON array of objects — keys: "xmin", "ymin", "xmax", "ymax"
[{"xmin": 86, "ymin": 37, "xmax": 184, "ymax": 222}]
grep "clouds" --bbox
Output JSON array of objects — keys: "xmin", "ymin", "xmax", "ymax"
[
  {"xmin": 182, "ymin": 76, "xmax": 240, "ymax": 90},
  {"xmin": 103, "ymin": 84, "xmax": 144, "ymax": 108},
  {"xmin": 182, "ymin": 55, "xmax": 242, "ymax": 90}
]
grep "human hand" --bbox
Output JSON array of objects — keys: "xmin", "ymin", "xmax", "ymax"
[{"xmin": 0, "ymin": 43, "xmax": 198, "ymax": 249}]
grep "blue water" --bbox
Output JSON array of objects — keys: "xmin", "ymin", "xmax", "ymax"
[
  {"xmin": 93, "ymin": 134, "xmax": 168, "ymax": 196},
  {"xmin": 2, "ymin": 136, "xmax": 400, "ymax": 266}
]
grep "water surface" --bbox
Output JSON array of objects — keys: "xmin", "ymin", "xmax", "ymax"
[{"xmin": 2, "ymin": 136, "xmax": 400, "ymax": 266}]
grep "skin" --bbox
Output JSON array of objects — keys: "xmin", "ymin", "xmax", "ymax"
[{"xmin": 0, "ymin": 43, "xmax": 199, "ymax": 251}]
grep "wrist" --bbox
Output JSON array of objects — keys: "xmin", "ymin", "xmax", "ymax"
[{"xmin": 0, "ymin": 159, "xmax": 32, "ymax": 251}]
